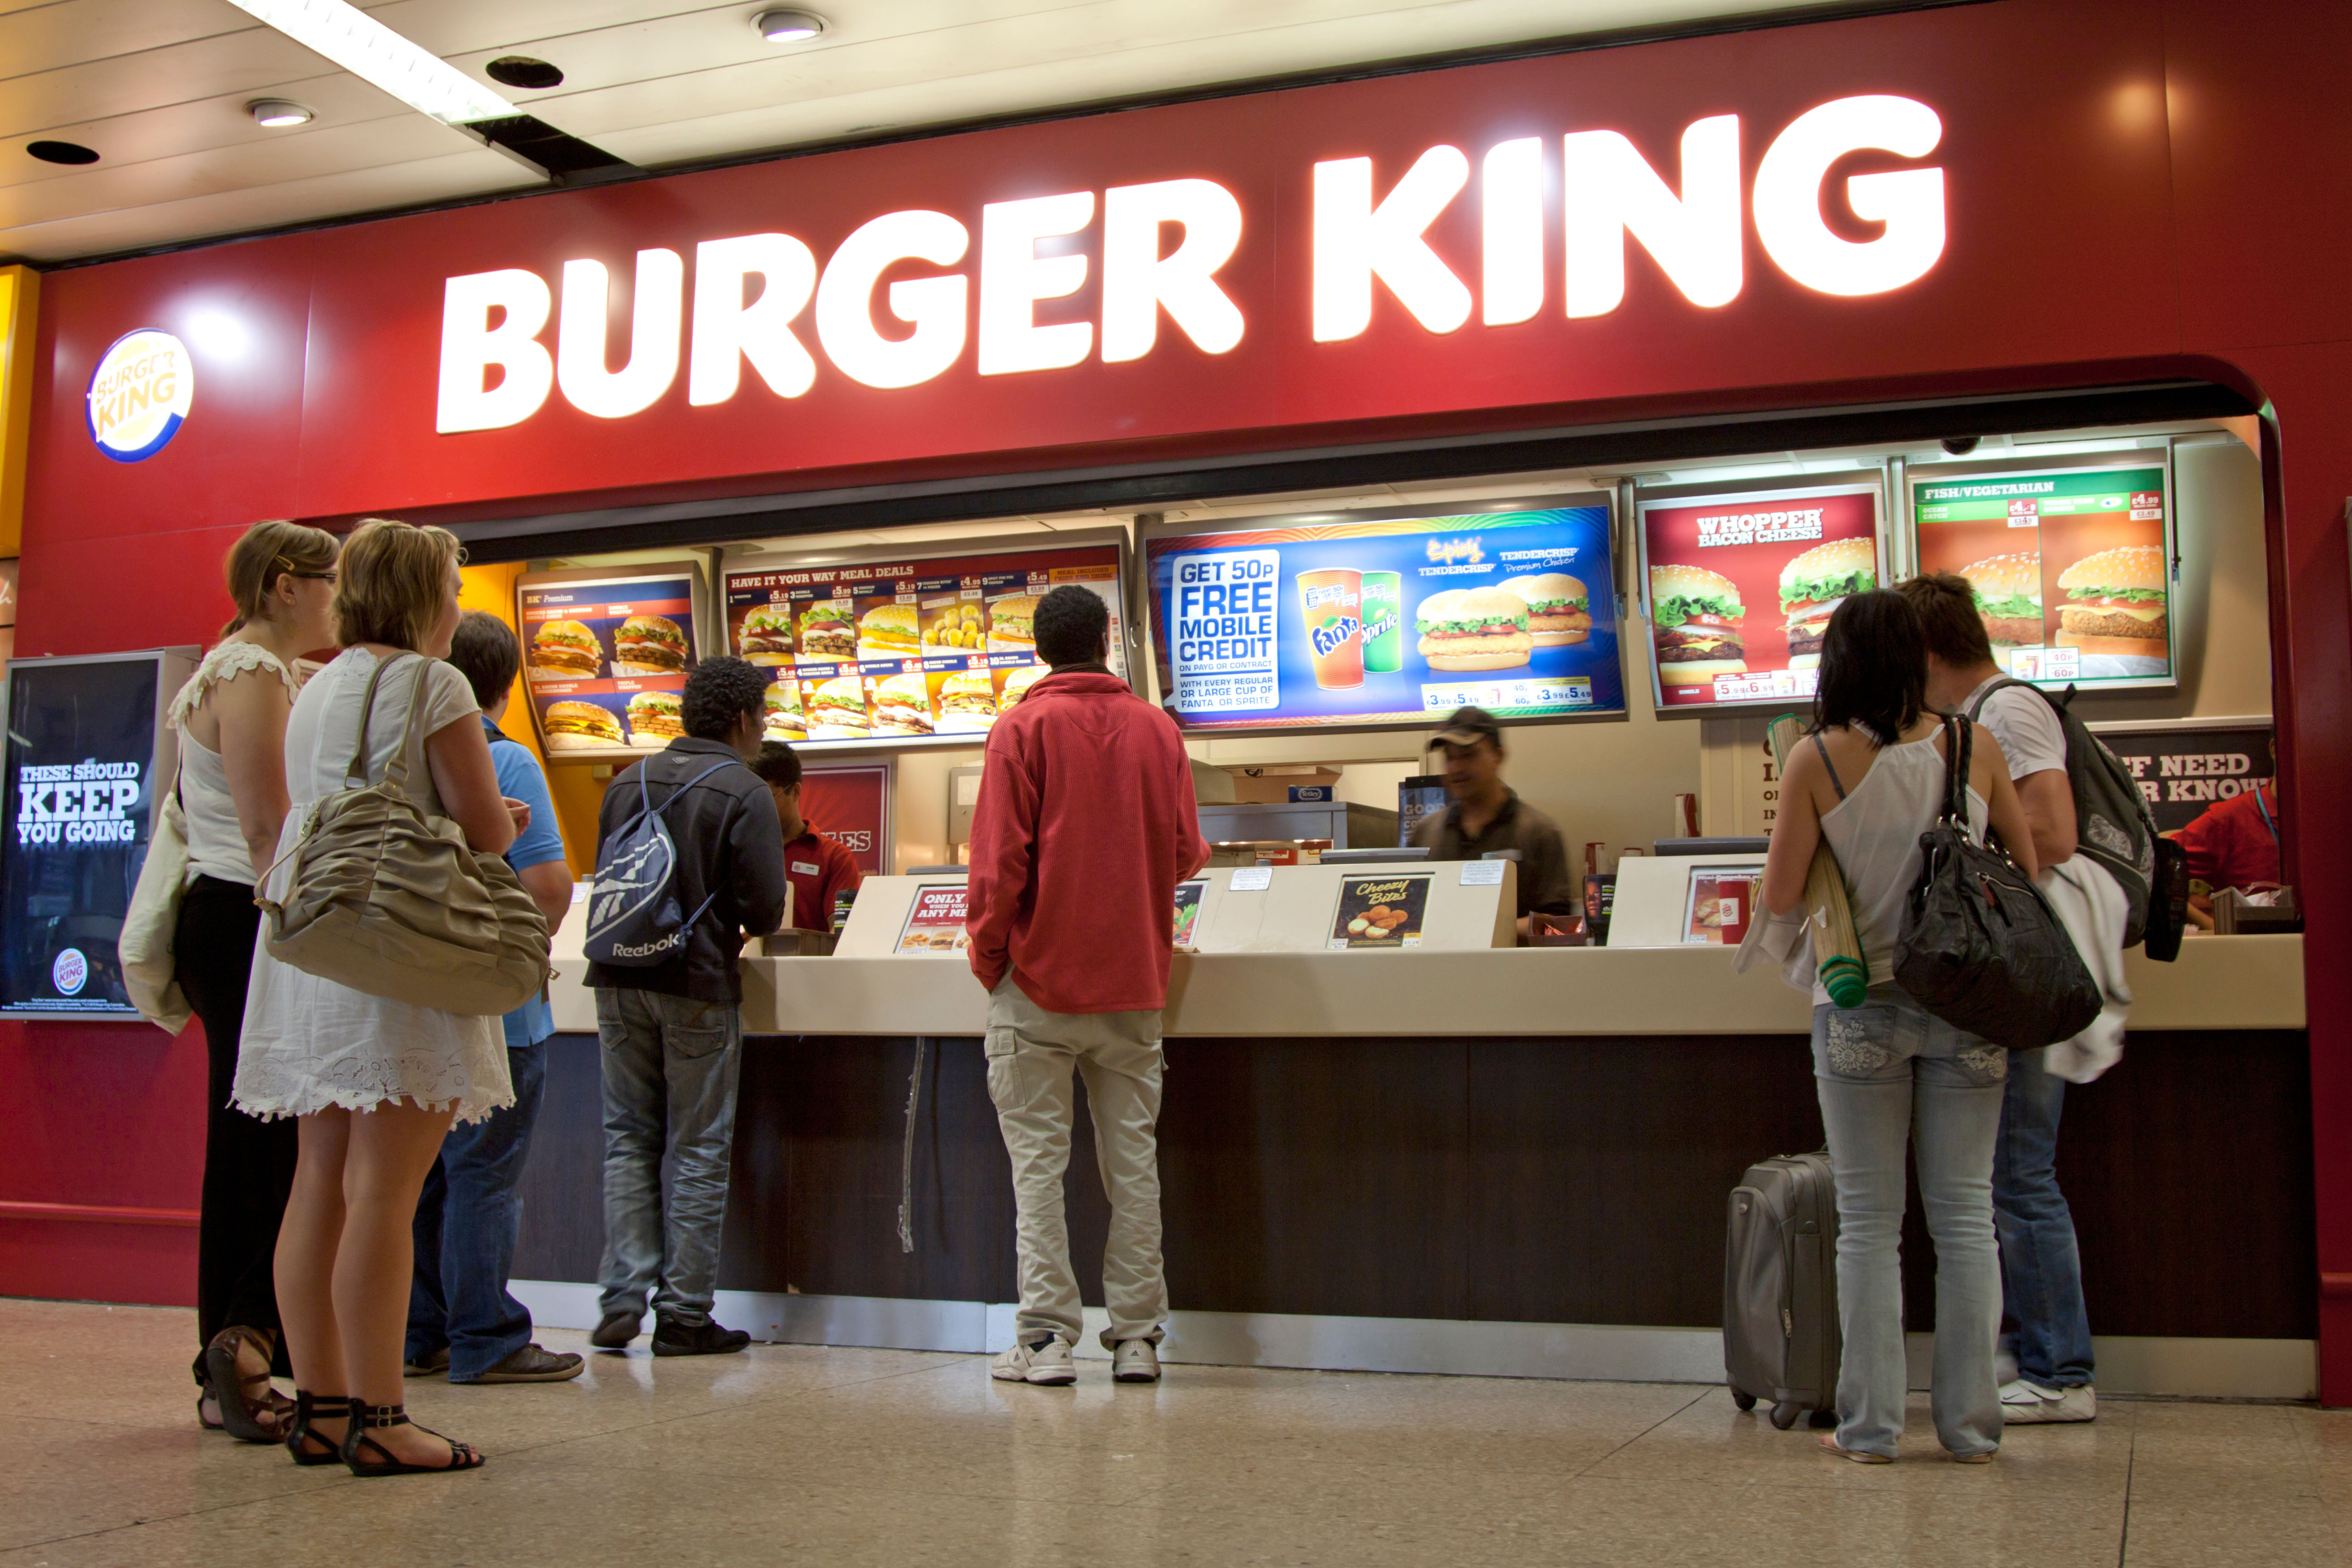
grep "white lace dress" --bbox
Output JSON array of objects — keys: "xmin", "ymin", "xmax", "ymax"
[{"xmin": 232, "ymin": 648, "xmax": 514, "ymax": 1124}]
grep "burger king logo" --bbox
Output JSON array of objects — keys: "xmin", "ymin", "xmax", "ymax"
[
  {"xmin": 87, "ymin": 329, "xmax": 194, "ymax": 463},
  {"xmin": 52, "ymin": 947, "xmax": 88, "ymax": 996}
]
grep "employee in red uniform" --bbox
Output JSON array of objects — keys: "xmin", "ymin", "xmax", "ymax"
[
  {"xmin": 751, "ymin": 742, "xmax": 863, "ymax": 932},
  {"xmin": 2169, "ymin": 779, "xmax": 2282, "ymax": 929}
]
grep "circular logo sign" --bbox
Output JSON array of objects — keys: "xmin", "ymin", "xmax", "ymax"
[
  {"xmin": 52, "ymin": 947, "xmax": 89, "ymax": 996},
  {"xmin": 87, "ymin": 329, "xmax": 194, "ymax": 463}
]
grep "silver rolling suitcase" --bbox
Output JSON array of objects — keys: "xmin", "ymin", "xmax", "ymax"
[{"xmin": 1724, "ymin": 1151, "xmax": 1841, "ymax": 1430}]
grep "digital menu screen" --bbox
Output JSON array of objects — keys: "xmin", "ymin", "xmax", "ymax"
[
  {"xmin": 1639, "ymin": 482, "xmax": 1881, "ymax": 713},
  {"xmin": 516, "ymin": 565, "xmax": 702, "ymax": 760},
  {"xmin": 1911, "ymin": 461, "xmax": 2175, "ymax": 690},
  {"xmin": 724, "ymin": 543, "xmax": 1125, "ymax": 750},
  {"xmin": 1144, "ymin": 501, "xmax": 1621, "ymax": 734}
]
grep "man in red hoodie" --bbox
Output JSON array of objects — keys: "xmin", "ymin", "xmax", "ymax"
[{"xmin": 965, "ymin": 585, "xmax": 1209, "ymax": 1387}]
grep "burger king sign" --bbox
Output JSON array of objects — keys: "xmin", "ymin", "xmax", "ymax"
[{"xmin": 86, "ymin": 329, "xmax": 193, "ymax": 463}]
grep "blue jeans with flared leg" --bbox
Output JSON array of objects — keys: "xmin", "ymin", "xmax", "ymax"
[{"xmin": 1994, "ymin": 1046, "xmax": 2096, "ymax": 1389}]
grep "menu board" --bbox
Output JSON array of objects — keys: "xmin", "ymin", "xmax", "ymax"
[
  {"xmin": 1145, "ymin": 501, "xmax": 1620, "ymax": 733},
  {"xmin": 895, "ymin": 883, "xmax": 972, "ymax": 954},
  {"xmin": 724, "ymin": 544, "xmax": 1125, "ymax": 750},
  {"xmin": 1639, "ymin": 482, "xmax": 1882, "ymax": 713},
  {"xmin": 1327, "ymin": 872, "xmax": 1431, "ymax": 948},
  {"xmin": 516, "ymin": 565, "xmax": 702, "ymax": 760},
  {"xmin": 1682, "ymin": 866, "xmax": 1762, "ymax": 945},
  {"xmin": 1911, "ymin": 462, "xmax": 2175, "ymax": 690}
]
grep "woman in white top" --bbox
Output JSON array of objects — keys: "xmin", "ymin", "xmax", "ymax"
[
  {"xmin": 233, "ymin": 519, "xmax": 523, "ymax": 1476},
  {"xmin": 1763, "ymin": 589, "xmax": 2038, "ymax": 1465},
  {"xmin": 168, "ymin": 521, "xmax": 339, "ymax": 1443}
]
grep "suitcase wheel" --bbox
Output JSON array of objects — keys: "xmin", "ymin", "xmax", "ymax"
[
  {"xmin": 1730, "ymin": 1387, "xmax": 1757, "ymax": 1411},
  {"xmin": 1769, "ymin": 1401, "xmax": 1802, "ymax": 1431}
]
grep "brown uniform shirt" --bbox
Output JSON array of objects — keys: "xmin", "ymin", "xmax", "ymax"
[{"xmin": 1411, "ymin": 788, "xmax": 1577, "ymax": 918}]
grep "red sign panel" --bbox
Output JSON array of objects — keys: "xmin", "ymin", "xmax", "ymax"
[{"xmin": 798, "ymin": 762, "xmax": 890, "ymax": 877}]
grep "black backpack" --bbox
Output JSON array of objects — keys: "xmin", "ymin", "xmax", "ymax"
[
  {"xmin": 584, "ymin": 758, "xmax": 739, "ymax": 967},
  {"xmin": 1967, "ymin": 678, "xmax": 2182, "ymax": 957}
]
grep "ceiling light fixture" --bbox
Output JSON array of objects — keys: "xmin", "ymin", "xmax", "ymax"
[
  {"xmin": 25, "ymin": 140, "xmax": 101, "ymax": 165},
  {"xmin": 247, "ymin": 99, "xmax": 315, "ymax": 127},
  {"xmin": 486, "ymin": 56, "xmax": 565, "ymax": 90},
  {"xmin": 220, "ymin": 0, "xmax": 513, "ymax": 125},
  {"xmin": 754, "ymin": 9, "xmax": 827, "ymax": 43}
]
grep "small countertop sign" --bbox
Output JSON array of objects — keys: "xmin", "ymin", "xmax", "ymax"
[
  {"xmin": 1459, "ymin": 860, "xmax": 1506, "ymax": 885},
  {"xmin": 1231, "ymin": 866, "xmax": 1274, "ymax": 891}
]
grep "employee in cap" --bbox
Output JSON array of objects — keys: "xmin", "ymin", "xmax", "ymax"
[{"xmin": 1412, "ymin": 707, "xmax": 1578, "ymax": 942}]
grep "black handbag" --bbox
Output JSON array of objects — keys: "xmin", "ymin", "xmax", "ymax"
[{"xmin": 1893, "ymin": 717, "xmax": 2103, "ymax": 1052}]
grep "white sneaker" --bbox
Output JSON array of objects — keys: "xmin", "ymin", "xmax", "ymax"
[
  {"xmin": 1113, "ymin": 1339, "xmax": 1160, "ymax": 1383},
  {"xmin": 2000, "ymin": 1379, "xmax": 2096, "ymax": 1424},
  {"xmin": 991, "ymin": 1336, "xmax": 1075, "ymax": 1385}
]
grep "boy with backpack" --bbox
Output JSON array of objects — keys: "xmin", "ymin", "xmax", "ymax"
[{"xmin": 582, "ymin": 657, "xmax": 786, "ymax": 1357}]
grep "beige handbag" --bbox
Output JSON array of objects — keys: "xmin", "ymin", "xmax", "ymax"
[
  {"xmin": 256, "ymin": 653, "xmax": 551, "ymax": 1017},
  {"xmin": 119, "ymin": 765, "xmax": 194, "ymax": 1035}
]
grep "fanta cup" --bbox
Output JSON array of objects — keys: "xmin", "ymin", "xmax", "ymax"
[{"xmin": 1296, "ymin": 568, "xmax": 1364, "ymax": 690}]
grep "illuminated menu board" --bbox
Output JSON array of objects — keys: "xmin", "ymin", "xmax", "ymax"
[
  {"xmin": 1639, "ymin": 481, "xmax": 1882, "ymax": 713},
  {"xmin": 515, "ymin": 563, "xmax": 703, "ymax": 760},
  {"xmin": 723, "ymin": 542, "xmax": 1125, "ymax": 749},
  {"xmin": 1144, "ymin": 500, "xmax": 1621, "ymax": 734},
  {"xmin": 1910, "ymin": 460, "xmax": 2175, "ymax": 691}
]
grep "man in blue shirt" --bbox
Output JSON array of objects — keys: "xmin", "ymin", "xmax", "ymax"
[{"xmin": 403, "ymin": 612, "xmax": 583, "ymax": 1383}]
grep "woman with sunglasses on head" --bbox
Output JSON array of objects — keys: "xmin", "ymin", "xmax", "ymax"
[
  {"xmin": 168, "ymin": 521, "xmax": 340, "ymax": 1441},
  {"xmin": 1761, "ymin": 589, "xmax": 2037, "ymax": 1464}
]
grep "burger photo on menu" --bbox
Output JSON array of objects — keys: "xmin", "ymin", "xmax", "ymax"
[
  {"xmin": 1648, "ymin": 564, "xmax": 1747, "ymax": 685},
  {"xmin": 611, "ymin": 613, "xmax": 688, "ymax": 676},
  {"xmin": 998, "ymin": 663, "xmax": 1046, "ymax": 711},
  {"xmin": 870, "ymin": 672, "xmax": 936, "ymax": 736},
  {"xmin": 858, "ymin": 603, "xmax": 920, "ymax": 657},
  {"xmin": 739, "ymin": 603, "xmax": 795, "ymax": 666},
  {"xmin": 987, "ymin": 594, "xmax": 1040, "ymax": 651},
  {"xmin": 936, "ymin": 668, "xmax": 998, "ymax": 732},
  {"xmin": 626, "ymin": 689, "xmax": 684, "ymax": 747},
  {"xmin": 2055, "ymin": 545, "xmax": 2168, "ymax": 659},
  {"xmin": 543, "ymin": 698, "xmax": 624, "ymax": 751},
  {"xmin": 797, "ymin": 602, "xmax": 855, "ymax": 661},
  {"xmin": 529, "ymin": 618, "xmax": 602, "ymax": 678},
  {"xmin": 1496, "ymin": 573, "xmax": 1591, "ymax": 645},
  {"xmin": 762, "ymin": 679, "xmax": 806, "ymax": 741},
  {"xmin": 1413, "ymin": 586, "xmax": 1534, "ymax": 671},
  {"xmin": 1777, "ymin": 537, "xmax": 1877, "ymax": 670},
  {"xmin": 1960, "ymin": 552, "xmax": 2045, "ymax": 651},
  {"xmin": 807, "ymin": 675, "xmax": 871, "ymax": 737}
]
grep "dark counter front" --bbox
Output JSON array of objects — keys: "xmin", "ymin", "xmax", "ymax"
[{"xmin": 514, "ymin": 1030, "xmax": 2316, "ymax": 1343}]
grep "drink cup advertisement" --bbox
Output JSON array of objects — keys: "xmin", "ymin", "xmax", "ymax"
[
  {"xmin": 516, "ymin": 566, "xmax": 701, "ymax": 760},
  {"xmin": 895, "ymin": 883, "xmax": 972, "ymax": 954},
  {"xmin": 1683, "ymin": 866, "xmax": 1763, "ymax": 945},
  {"xmin": 1639, "ymin": 482, "xmax": 1882, "ymax": 712},
  {"xmin": 725, "ymin": 543, "xmax": 1125, "ymax": 752},
  {"xmin": 1911, "ymin": 460, "xmax": 2175, "ymax": 690},
  {"xmin": 1146, "ymin": 500, "xmax": 1620, "ymax": 734},
  {"xmin": 1328, "ymin": 873, "xmax": 1431, "ymax": 948}
]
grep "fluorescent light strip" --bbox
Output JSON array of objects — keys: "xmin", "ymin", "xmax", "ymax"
[{"xmin": 224, "ymin": 0, "xmax": 513, "ymax": 125}]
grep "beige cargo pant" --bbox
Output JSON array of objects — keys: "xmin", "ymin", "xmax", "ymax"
[{"xmin": 986, "ymin": 976, "xmax": 1168, "ymax": 1349}]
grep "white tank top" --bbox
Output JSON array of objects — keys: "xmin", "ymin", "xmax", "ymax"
[
  {"xmin": 166, "ymin": 641, "xmax": 300, "ymax": 888},
  {"xmin": 1817, "ymin": 728, "xmax": 1986, "ymax": 1004}
]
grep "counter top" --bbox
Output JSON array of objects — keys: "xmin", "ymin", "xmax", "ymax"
[{"xmin": 549, "ymin": 931, "xmax": 2302, "ymax": 1038}]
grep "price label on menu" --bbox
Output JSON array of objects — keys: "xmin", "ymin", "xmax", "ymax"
[
  {"xmin": 2006, "ymin": 646, "xmax": 2081, "ymax": 682},
  {"xmin": 1711, "ymin": 668, "xmax": 1819, "ymax": 703},
  {"xmin": 1421, "ymin": 678, "xmax": 1592, "ymax": 711}
]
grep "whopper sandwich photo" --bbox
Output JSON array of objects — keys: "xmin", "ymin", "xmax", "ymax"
[
  {"xmin": 997, "ymin": 663, "xmax": 1045, "ymax": 711},
  {"xmin": 611, "ymin": 613, "xmax": 688, "ymax": 676},
  {"xmin": 1777, "ymin": 537, "xmax": 1877, "ymax": 670},
  {"xmin": 762, "ymin": 679, "xmax": 806, "ymax": 740},
  {"xmin": 2055, "ymin": 544, "xmax": 2168, "ymax": 658},
  {"xmin": 808, "ymin": 675, "xmax": 871, "ymax": 736},
  {"xmin": 529, "ymin": 618, "xmax": 602, "ymax": 677},
  {"xmin": 1496, "ymin": 573, "xmax": 1592, "ymax": 645},
  {"xmin": 1959, "ymin": 552, "xmax": 2046, "ymax": 650},
  {"xmin": 739, "ymin": 603, "xmax": 795, "ymax": 665},
  {"xmin": 858, "ymin": 603, "xmax": 919, "ymax": 657},
  {"xmin": 1414, "ymin": 586, "xmax": 1534, "ymax": 671},
  {"xmin": 936, "ymin": 668, "xmax": 998, "ymax": 731},
  {"xmin": 870, "ymin": 672, "xmax": 936, "ymax": 736},
  {"xmin": 797, "ymin": 602, "xmax": 855, "ymax": 660},
  {"xmin": 1648, "ymin": 564, "xmax": 1747, "ymax": 686},
  {"xmin": 543, "ymin": 699, "xmax": 624, "ymax": 751},
  {"xmin": 988, "ymin": 594, "xmax": 1040, "ymax": 650},
  {"xmin": 626, "ymin": 689, "xmax": 684, "ymax": 747}
]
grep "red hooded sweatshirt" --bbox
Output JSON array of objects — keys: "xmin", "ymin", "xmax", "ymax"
[{"xmin": 965, "ymin": 668, "xmax": 1210, "ymax": 1013}]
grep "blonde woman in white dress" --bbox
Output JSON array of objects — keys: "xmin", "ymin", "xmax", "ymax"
[{"xmin": 234, "ymin": 519, "xmax": 525, "ymax": 1476}]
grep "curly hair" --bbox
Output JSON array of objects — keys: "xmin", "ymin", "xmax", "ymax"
[
  {"xmin": 1033, "ymin": 584, "xmax": 1110, "ymax": 667},
  {"xmin": 682, "ymin": 656, "xmax": 770, "ymax": 740}
]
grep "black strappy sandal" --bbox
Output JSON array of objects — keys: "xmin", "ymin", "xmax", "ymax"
[
  {"xmin": 341, "ymin": 1402, "xmax": 485, "ymax": 1477},
  {"xmin": 283, "ymin": 1391, "xmax": 353, "ymax": 1467},
  {"xmin": 204, "ymin": 1326, "xmax": 294, "ymax": 1443}
]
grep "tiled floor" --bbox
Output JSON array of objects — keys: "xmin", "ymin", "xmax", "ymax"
[{"xmin": 5, "ymin": 1298, "xmax": 2345, "ymax": 1567}]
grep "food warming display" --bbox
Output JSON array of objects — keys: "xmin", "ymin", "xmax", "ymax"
[{"xmin": 515, "ymin": 565, "xmax": 704, "ymax": 759}]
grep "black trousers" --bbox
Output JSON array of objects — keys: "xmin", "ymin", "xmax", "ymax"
[{"xmin": 176, "ymin": 874, "xmax": 298, "ymax": 1384}]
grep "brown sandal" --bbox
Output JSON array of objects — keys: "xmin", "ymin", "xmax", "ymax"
[{"xmin": 204, "ymin": 1326, "xmax": 293, "ymax": 1444}]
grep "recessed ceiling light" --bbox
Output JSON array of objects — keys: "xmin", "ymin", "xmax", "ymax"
[
  {"xmin": 247, "ymin": 99, "xmax": 315, "ymax": 127},
  {"xmin": 486, "ymin": 56, "xmax": 565, "ymax": 90},
  {"xmin": 754, "ymin": 9, "xmax": 827, "ymax": 43},
  {"xmin": 220, "ymin": 0, "xmax": 513, "ymax": 125},
  {"xmin": 26, "ymin": 140, "xmax": 100, "ymax": 165}
]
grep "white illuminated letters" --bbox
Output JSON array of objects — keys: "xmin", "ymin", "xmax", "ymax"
[
  {"xmin": 688, "ymin": 233, "xmax": 819, "ymax": 405},
  {"xmin": 1100, "ymin": 179, "xmax": 1244, "ymax": 362},
  {"xmin": 556, "ymin": 249, "xmax": 683, "ymax": 419},
  {"xmin": 1312, "ymin": 146, "xmax": 1473, "ymax": 340},
  {"xmin": 978, "ymin": 192, "xmax": 1096, "ymax": 376},
  {"xmin": 815, "ymin": 210, "xmax": 970, "ymax": 390},
  {"xmin": 435, "ymin": 269, "xmax": 554, "ymax": 433},
  {"xmin": 1481, "ymin": 138, "xmax": 1545, "ymax": 326},
  {"xmin": 1562, "ymin": 115, "xmax": 1742, "ymax": 316},
  {"xmin": 1754, "ymin": 95, "xmax": 1946, "ymax": 297}
]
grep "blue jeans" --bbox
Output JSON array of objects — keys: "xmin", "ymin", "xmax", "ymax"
[
  {"xmin": 1994, "ymin": 1047, "xmax": 2096, "ymax": 1388},
  {"xmin": 1812, "ymin": 987, "xmax": 2007, "ymax": 1458},
  {"xmin": 595, "ymin": 989, "xmax": 744, "ymax": 1328},
  {"xmin": 406, "ymin": 1040, "xmax": 548, "ymax": 1381}
]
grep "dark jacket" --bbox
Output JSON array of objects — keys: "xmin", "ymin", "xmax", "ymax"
[
  {"xmin": 1411, "ymin": 788, "xmax": 1578, "ymax": 918},
  {"xmin": 585, "ymin": 737, "xmax": 787, "ymax": 1004}
]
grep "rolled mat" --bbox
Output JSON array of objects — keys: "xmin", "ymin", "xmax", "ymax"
[{"xmin": 1766, "ymin": 715, "xmax": 1870, "ymax": 1008}]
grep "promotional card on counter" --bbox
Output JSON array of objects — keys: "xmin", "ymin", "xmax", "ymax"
[
  {"xmin": 1173, "ymin": 880, "xmax": 1207, "ymax": 945},
  {"xmin": 1146, "ymin": 501, "xmax": 1621, "ymax": 734},
  {"xmin": 1682, "ymin": 866, "xmax": 1763, "ymax": 945},
  {"xmin": 896, "ymin": 883, "xmax": 971, "ymax": 954},
  {"xmin": 724, "ymin": 543, "xmax": 1124, "ymax": 749},
  {"xmin": 516, "ymin": 565, "xmax": 702, "ymax": 760},
  {"xmin": 1328, "ymin": 873, "xmax": 1431, "ymax": 948},
  {"xmin": 1639, "ymin": 481, "xmax": 1882, "ymax": 713}
]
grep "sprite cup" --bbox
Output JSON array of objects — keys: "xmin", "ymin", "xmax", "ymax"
[{"xmin": 1360, "ymin": 571, "xmax": 1403, "ymax": 673}]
